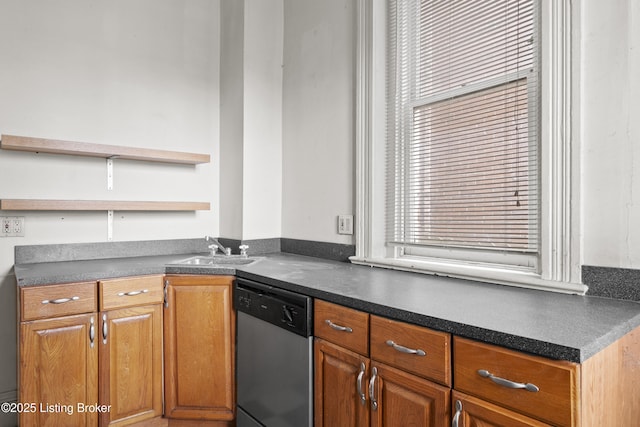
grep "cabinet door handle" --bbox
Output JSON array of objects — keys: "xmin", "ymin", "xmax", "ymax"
[
  {"xmin": 102, "ymin": 314, "xmax": 108, "ymax": 345},
  {"xmin": 452, "ymin": 400, "xmax": 462, "ymax": 427},
  {"xmin": 369, "ymin": 366, "xmax": 378, "ymax": 411},
  {"xmin": 89, "ymin": 317, "xmax": 95, "ymax": 349},
  {"xmin": 386, "ymin": 339, "xmax": 426, "ymax": 356},
  {"xmin": 117, "ymin": 289, "xmax": 149, "ymax": 297},
  {"xmin": 356, "ymin": 362, "xmax": 366, "ymax": 405},
  {"xmin": 41, "ymin": 296, "xmax": 80, "ymax": 305},
  {"xmin": 477, "ymin": 369, "xmax": 539, "ymax": 392},
  {"xmin": 325, "ymin": 319, "xmax": 353, "ymax": 333}
]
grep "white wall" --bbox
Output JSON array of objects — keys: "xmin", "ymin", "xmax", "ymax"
[
  {"xmin": 581, "ymin": 0, "xmax": 640, "ymax": 268},
  {"xmin": 0, "ymin": 1, "xmax": 221, "ymax": 243},
  {"xmin": 243, "ymin": 0, "xmax": 283, "ymax": 240},
  {"xmin": 219, "ymin": 0, "xmax": 283, "ymax": 241},
  {"xmin": 282, "ymin": 0, "xmax": 355, "ymax": 245},
  {"xmin": 0, "ymin": 0, "xmax": 220, "ymax": 419},
  {"xmin": 220, "ymin": 0, "xmax": 245, "ymax": 240}
]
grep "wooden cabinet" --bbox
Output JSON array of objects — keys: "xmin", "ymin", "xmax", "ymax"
[
  {"xmin": 315, "ymin": 299, "xmax": 637, "ymax": 427},
  {"xmin": 18, "ymin": 275, "xmax": 164, "ymax": 427},
  {"xmin": 315, "ymin": 298, "xmax": 369, "ymax": 354},
  {"xmin": 370, "ymin": 361, "xmax": 450, "ymax": 427},
  {"xmin": 19, "ymin": 281, "xmax": 99, "ymax": 426},
  {"xmin": 452, "ymin": 329, "xmax": 640, "ymax": 427},
  {"xmin": 19, "ymin": 312, "xmax": 99, "ymax": 426},
  {"xmin": 163, "ymin": 275, "xmax": 235, "ymax": 422},
  {"xmin": 370, "ymin": 315, "xmax": 450, "ymax": 387},
  {"xmin": 21, "ymin": 281, "xmax": 97, "ymax": 321},
  {"xmin": 315, "ymin": 339, "xmax": 370, "ymax": 427},
  {"xmin": 454, "ymin": 337, "xmax": 577, "ymax": 426},
  {"xmin": 314, "ymin": 300, "xmax": 450, "ymax": 427},
  {"xmin": 98, "ymin": 275, "xmax": 164, "ymax": 426},
  {"xmin": 98, "ymin": 306, "xmax": 163, "ymax": 426}
]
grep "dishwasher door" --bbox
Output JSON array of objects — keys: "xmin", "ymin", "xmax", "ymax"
[{"xmin": 237, "ymin": 311, "xmax": 313, "ymax": 427}]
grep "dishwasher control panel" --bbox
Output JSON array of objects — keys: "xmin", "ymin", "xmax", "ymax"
[{"xmin": 234, "ymin": 278, "xmax": 313, "ymax": 337}]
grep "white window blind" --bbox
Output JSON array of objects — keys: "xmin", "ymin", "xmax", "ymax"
[{"xmin": 387, "ymin": 0, "xmax": 540, "ymax": 255}]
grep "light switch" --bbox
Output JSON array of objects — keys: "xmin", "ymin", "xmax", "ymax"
[{"xmin": 338, "ymin": 215, "xmax": 353, "ymax": 235}]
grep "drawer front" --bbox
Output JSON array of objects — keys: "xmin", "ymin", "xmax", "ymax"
[
  {"xmin": 370, "ymin": 315, "xmax": 451, "ymax": 386},
  {"xmin": 314, "ymin": 300, "xmax": 369, "ymax": 356},
  {"xmin": 21, "ymin": 282, "xmax": 97, "ymax": 321},
  {"xmin": 100, "ymin": 275, "xmax": 164, "ymax": 310},
  {"xmin": 454, "ymin": 337, "xmax": 579, "ymax": 427}
]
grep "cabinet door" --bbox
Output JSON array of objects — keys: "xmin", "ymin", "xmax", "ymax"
[
  {"xmin": 20, "ymin": 313, "xmax": 98, "ymax": 426},
  {"xmin": 451, "ymin": 391, "xmax": 551, "ymax": 427},
  {"xmin": 99, "ymin": 304, "xmax": 163, "ymax": 426},
  {"xmin": 314, "ymin": 338, "xmax": 370, "ymax": 427},
  {"xmin": 370, "ymin": 362, "xmax": 450, "ymax": 427},
  {"xmin": 163, "ymin": 275, "xmax": 235, "ymax": 421}
]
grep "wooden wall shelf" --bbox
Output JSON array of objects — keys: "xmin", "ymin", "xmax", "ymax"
[
  {"xmin": 0, "ymin": 199, "xmax": 210, "ymax": 212},
  {"xmin": 0, "ymin": 135, "xmax": 210, "ymax": 165}
]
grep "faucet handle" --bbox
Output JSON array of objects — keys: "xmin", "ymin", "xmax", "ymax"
[
  {"xmin": 208, "ymin": 244, "xmax": 218, "ymax": 256},
  {"xmin": 239, "ymin": 245, "xmax": 249, "ymax": 256}
]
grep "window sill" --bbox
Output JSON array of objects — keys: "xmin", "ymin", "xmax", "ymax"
[{"xmin": 349, "ymin": 255, "xmax": 588, "ymax": 295}]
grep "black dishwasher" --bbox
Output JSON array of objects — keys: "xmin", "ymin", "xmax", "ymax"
[{"xmin": 235, "ymin": 278, "xmax": 313, "ymax": 427}]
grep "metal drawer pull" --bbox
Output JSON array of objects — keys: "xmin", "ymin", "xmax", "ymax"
[
  {"xmin": 325, "ymin": 319, "xmax": 353, "ymax": 333},
  {"xmin": 117, "ymin": 289, "xmax": 149, "ymax": 297},
  {"xmin": 477, "ymin": 369, "xmax": 540, "ymax": 392},
  {"xmin": 42, "ymin": 296, "xmax": 80, "ymax": 305},
  {"xmin": 385, "ymin": 340, "xmax": 426, "ymax": 356},
  {"xmin": 357, "ymin": 362, "xmax": 366, "ymax": 405},
  {"xmin": 452, "ymin": 400, "xmax": 462, "ymax": 427},
  {"xmin": 369, "ymin": 367, "xmax": 378, "ymax": 411}
]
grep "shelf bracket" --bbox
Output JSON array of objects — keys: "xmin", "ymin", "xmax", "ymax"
[
  {"xmin": 107, "ymin": 210, "xmax": 113, "ymax": 241},
  {"xmin": 107, "ymin": 158, "xmax": 114, "ymax": 190}
]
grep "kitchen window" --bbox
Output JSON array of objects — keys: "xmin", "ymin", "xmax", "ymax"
[{"xmin": 353, "ymin": 0, "xmax": 584, "ymax": 293}]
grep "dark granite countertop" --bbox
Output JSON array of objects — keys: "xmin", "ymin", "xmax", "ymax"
[{"xmin": 14, "ymin": 251, "xmax": 640, "ymax": 364}]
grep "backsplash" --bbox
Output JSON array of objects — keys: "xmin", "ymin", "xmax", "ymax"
[
  {"xmin": 14, "ymin": 238, "xmax": 211, "ymax": 264},
  {"xmin": 583, "ymin": 265, "xmax": 640, "ymax": 302},
  {"xmin": 280, "ymin": 238, "xmax": 355, "ymax": 262},
  {"xmin": 14, "ymin": 238, "xmax": 355, "ymax": 265},
  {"xmin": 16, "ymin": 240, "xmax": 638, "ymax": 303}
]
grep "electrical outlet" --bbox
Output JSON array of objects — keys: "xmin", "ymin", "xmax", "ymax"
[
  {"xmin": 337, "ymin": 215, "xmax": 354, "ymax": 235},
  {"xmin": 1, "ymin": 217, "xmax": 10, "ymax": 236},
  {"xmin": 0, "ymin": 216, "xmax": 25, "ymax": 237},
  {"xmin": 12, "ymin": 217, "xmax": 24, "ymax": 236}
]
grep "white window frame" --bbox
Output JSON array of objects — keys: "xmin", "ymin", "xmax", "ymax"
[{"xmin": 352, "ymin": 0, "xmax": 585, "ymax": 294}]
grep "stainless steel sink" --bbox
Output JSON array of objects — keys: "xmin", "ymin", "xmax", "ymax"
[{"xmin": 171, "ymin": 255, "xmax": 258, "ymax": 266}]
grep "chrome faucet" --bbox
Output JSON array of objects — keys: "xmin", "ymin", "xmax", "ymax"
[{"xmin": 204, "ymin": 236, "xmax": 232, "ymax": 256}]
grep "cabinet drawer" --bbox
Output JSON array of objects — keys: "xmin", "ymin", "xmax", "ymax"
[
  {"xmin": 99, "ymin": 275, "xmax": 164, "ymax": 310},
  {"xmin": 21, "ymin": 282, "xmax": 97, "ymax": 321},
  {"xmin": 314, "ymin": 300, "xmax": 369, "ymax": 356},
  {"xmin": 370, "ymin": 315, "xmax": 451, "ymax": 386},
  {"xmin": 454, "ymin": 337, "xmax": 579, "ymax": 427}
]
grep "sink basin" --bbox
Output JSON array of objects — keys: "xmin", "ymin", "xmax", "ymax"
[{"xmin": 171, "ymin": 255, "xmax": 257, "ymax": 266}]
